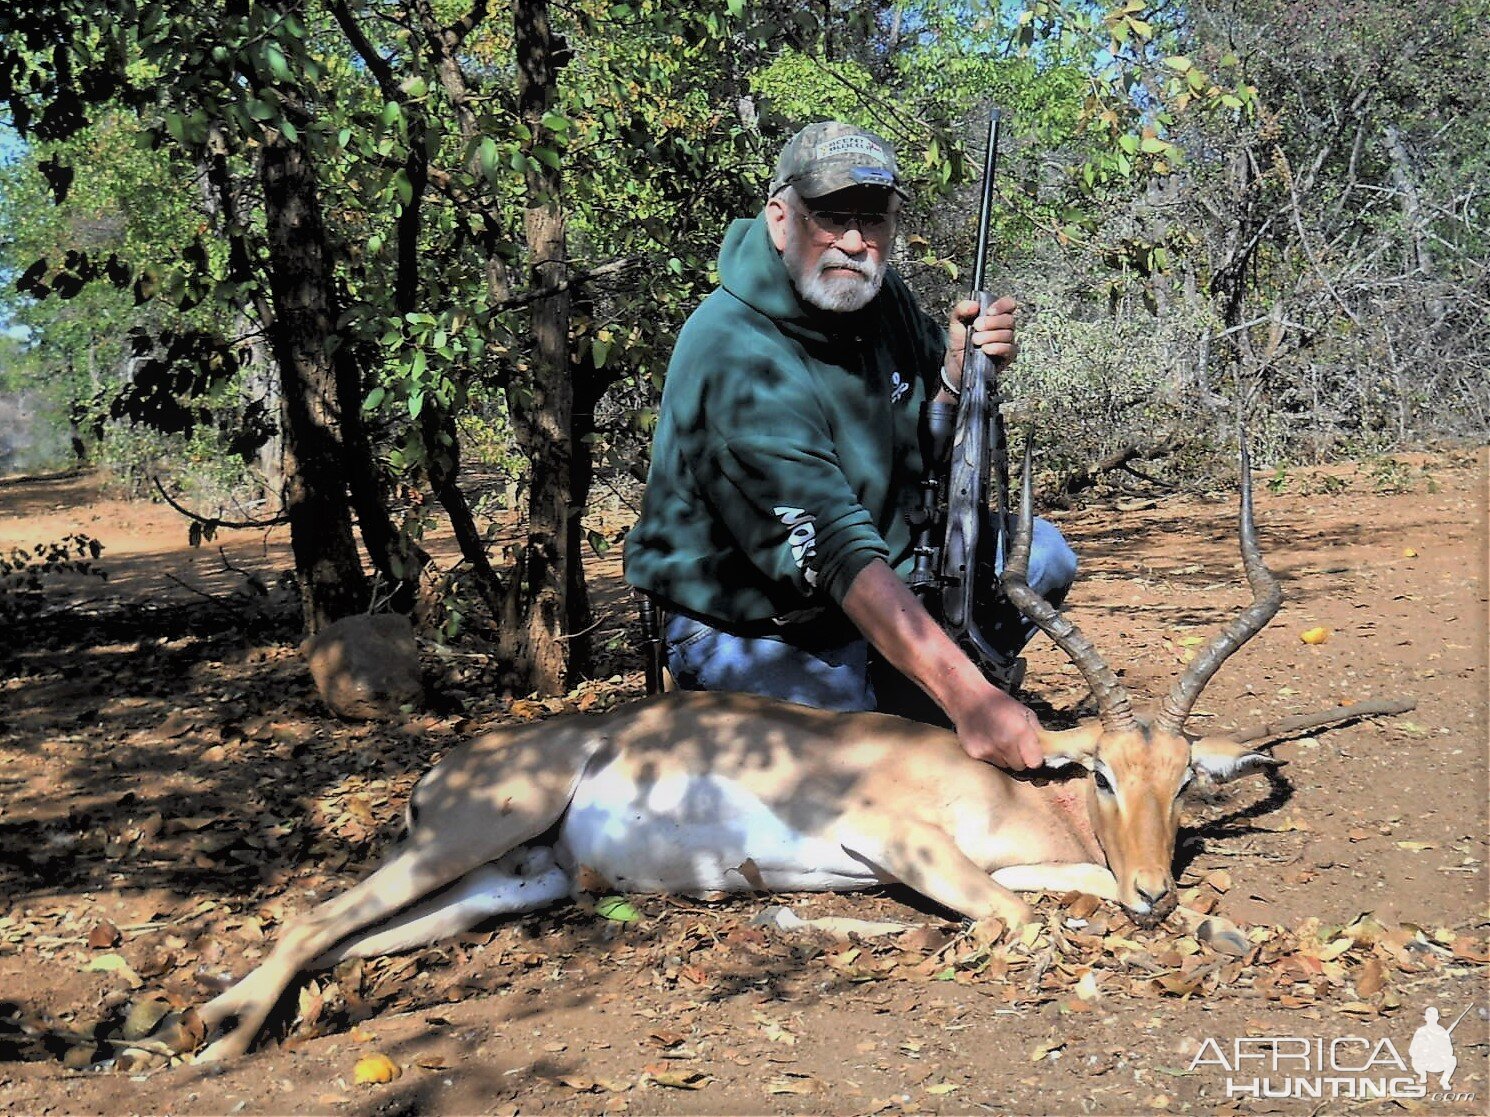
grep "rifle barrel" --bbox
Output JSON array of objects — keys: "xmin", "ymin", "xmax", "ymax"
[{"xmin": 971, "ymin": 108, "xmax": 1002, "ymax": 296}]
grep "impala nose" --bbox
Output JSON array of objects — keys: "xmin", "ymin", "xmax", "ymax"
[
  {"xmin": 1133, "ymin": 878, "xmax": 1173, "ymax": 915},
  {"xmin": 1137, "ymin": 883, "xmax": 1167, "ymax": 907}
]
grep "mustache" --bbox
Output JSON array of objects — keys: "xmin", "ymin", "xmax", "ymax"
[{"xmin": 817, "ymin": 251, "xmax": 875, "ymax": 277}]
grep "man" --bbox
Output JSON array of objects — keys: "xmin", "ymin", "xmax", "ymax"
[{"xmin": 624, "ymin": 121, "xmax": 1076, "ymax": 770}]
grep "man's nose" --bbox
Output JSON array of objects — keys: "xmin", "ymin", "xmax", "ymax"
[{"xmin": 836, "ymin": 226, "xmax": 868, "ymax": 252}]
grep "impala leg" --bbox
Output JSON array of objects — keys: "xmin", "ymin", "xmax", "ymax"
[
  {"xmin": 312, "ymin": 849, "xmax": 572, "ymax": 965},
  {"xmin": 837, "ymin": 818, "xmax": 1034, "ymax": 929},
  {"xmin": 197, "ymin": 841, "xmax": 485, "ymax": 1062},
  {"xmin": 991, "ymin": 863, "xmax": 1120, "ymax": 899},
  {"xmin": 194, "ymin": 718, "xmax": 611, "ymax": 1062},
  {"xmin": 991, "ymin": 865, "xmax": 1249, "ymax": 951}
]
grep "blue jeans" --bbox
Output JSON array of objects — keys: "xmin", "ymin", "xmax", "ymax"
[{"xmin": 665, "ymin": 517, "xmax": 1077, "ymax": 717}]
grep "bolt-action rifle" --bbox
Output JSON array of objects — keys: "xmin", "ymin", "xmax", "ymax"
[{"xmin": 907, "ymin": 108, "xmax": 1025, "ymax": 691}]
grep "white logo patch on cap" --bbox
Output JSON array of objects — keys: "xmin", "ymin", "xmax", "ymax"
[{"xmin": 815, "ymin": 136, "xmax": 889, "ymax": 164}]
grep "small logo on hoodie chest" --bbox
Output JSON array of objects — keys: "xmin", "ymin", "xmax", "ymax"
[{"xmin": 889, "ymin": 371, "xmax": 910, "ymax": 404}]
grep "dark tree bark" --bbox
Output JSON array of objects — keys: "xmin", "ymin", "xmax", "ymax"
[
  {"xmin": 259, "ymin": 113, "xmax": 370, "ymax": 632},
  {"xmin": 503, "ymin": 0, "xmax": 574, "ymax": 692}
]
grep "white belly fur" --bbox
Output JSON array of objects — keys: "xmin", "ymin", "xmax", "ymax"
[{"xmin": 556, "ymin": 760, "xmax": 880, "ymax": 894}]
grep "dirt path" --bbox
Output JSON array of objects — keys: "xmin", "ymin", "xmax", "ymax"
[{"xmin": 1, "ymin": 451, "xmax": 1485, "ymax": 1115}]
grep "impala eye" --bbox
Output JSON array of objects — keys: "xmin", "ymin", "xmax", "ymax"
[{"xmin": 1092, "ymin": 769, "xmax": 1114, "ymax": 795}]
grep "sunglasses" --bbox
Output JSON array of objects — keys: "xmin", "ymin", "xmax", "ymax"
[{"xmin": 797, "ymin": 207, "xmax": 895, "ymax": 243}]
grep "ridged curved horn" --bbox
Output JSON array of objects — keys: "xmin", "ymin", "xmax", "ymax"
[
  {"xmin": 1003, "ymin": 442, "xmax": 1137, "ymax": 733},
  {"xmin": 1153, "ymin": 443, "xmax": 1282, "ymax": 735}
]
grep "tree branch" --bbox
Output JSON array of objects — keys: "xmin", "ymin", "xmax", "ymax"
[
  {"xmin": 1225, "ymin": 697, "xmax": 1417, "ymax": 745},
  {"xmin": 152, "ymin": 476, "xmax": 289, "ymax": 530}
]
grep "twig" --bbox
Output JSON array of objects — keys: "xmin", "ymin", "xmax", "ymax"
[
  {"xmin": 216, "ymin": 548, "xmax": 269, "ymax": 596},
  {"xmin": 162, "ymin": 573, "xmax": 231, "ymax": 607},
  {"xmin": 558, "ymin": 616, "xmax": 604, "ymax": 640},
  {"xmin": 489, "ymin": 256, "xmax": 642, "ymax": 313},
  {"xmin": 1226, "ymin": 697, "xmax": 1417, "ymax": 745},
  {"xmin": 31, "ymin": 919, "xmax": 174, "ymax": 947},
  {"xmin": 1049, "ymin": 436, "xmax": 1185, "ymax": 504},
  {"xmin": 151, "ymin": 476, "xmax": 289, "ymax": 531}
]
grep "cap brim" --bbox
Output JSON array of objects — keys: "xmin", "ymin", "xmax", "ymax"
[{"xmin": 794, "ymin": 168, "xmax": 909, "ymax": 201}]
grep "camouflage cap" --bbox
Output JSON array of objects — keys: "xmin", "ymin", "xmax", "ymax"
[{"xmin": 769, "ymin": 121, "xmax": 907, "ymax": 201}]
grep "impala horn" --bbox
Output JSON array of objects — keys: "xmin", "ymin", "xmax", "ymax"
[
  {"xmin": 1003, "ymin": 441, "xmax": 1138, "ymax": 733},
  {"xmin": 1152, "ymin": 442, "xmax": 1282, "ymax": 736}
]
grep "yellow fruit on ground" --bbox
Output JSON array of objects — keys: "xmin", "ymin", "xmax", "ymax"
[{"xmin": 354, "ymin": 1053, "xmax": 401, "ymax": 1085}]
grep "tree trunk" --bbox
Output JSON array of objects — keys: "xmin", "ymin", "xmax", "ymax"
[
  {"xmin": 260, "ymin": 120, "xmax": 369, "ymax": 632},
  {"xmin": 563, "ymin": 293, "xmax": 606, "ymax": 674},
  {"xmin": 507, "ymin": 0, "xmax": 573, "ymax": 692}
]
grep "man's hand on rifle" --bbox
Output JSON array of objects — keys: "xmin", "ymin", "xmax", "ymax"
[{"xmin": 941, "ymin": 296, "xmax": 1019, "ymax": 399}]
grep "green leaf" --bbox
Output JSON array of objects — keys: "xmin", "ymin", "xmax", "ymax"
[
  {"xmin": 265, "ymin": 43, "xmax": 291, "ymax": 83},
  {"xmin": 1139, "ymin": 135, "xmax": 1167, "ymax": 154},
  {"xmin": 363, "ymin": 386, "xmax": 386, "ymax": 412},
  {"xmin": 408, "ymin": 389, "xmax": 424, "ymax": 419},
  {"xmin": 595, "ymin": 896, "xmax": 641, "ymax": 923},
  {"xmin": 280, "ymin": 118, "xmax": 299, "ymax": 143},
  {"xmin": 394, "ymin": 169, "xmax": 413, "ymax": 206},
  {"xmin": 381, "ymin": 100, "xmax": 403, "ymax": 128},
  {"xmin": 532, "ymin": 146, "xmax": 561, "ymax": 171},
  {"xmin": 592, "ymin": 337, "xmax": 612, "ymax": 368},
  {"xmin": 540, "ymin": 110, "xmax": 569, "ymax": 134}
]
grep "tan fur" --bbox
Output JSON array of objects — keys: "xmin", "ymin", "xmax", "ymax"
[{"xmin": 193, "ymin": 691, "xmax": 1274, "ymax": 1061}]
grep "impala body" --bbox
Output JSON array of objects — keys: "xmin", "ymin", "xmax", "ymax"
[{"xmin": 194, "ymin": 447, "xmax": 1355, "ymax": 1062}]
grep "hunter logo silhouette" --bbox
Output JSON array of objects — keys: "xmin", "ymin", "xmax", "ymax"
[{"xmin": 1409, "ymin": 1005, "xmax": 1467, "ymax": 1090}]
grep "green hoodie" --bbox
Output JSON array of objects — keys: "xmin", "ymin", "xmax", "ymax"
[{"xmin": 623, "ymin": 211, "xmax": 947, "ymax": 630}]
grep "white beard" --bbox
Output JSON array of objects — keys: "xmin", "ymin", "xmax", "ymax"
[{"xmin": 789, "ymin": 247, "xmax": 886, "ymax": 313}]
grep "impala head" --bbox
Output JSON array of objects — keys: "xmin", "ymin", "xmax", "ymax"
[{"xmin": 1004, "ymin": 441, "xmax": 1283, "ymax": 925}]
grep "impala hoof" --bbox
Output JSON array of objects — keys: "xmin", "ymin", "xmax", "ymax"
[
  {"xmin": 196, "ymin": 1030, "xmax": 255, "ymax": 1064},
  {"xmin": 1195, "ymin": 916, "xmax": 1249, "ymax": 956}
]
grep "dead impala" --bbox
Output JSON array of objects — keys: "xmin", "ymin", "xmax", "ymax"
[{"xmin": 193, "ymin": 447, "xmax": 1411, "ymax": 1061}]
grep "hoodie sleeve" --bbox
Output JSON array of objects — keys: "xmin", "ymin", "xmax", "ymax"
[{"xmin": 691, "ymin": 353, "xmax": 888, "ymax": 608}]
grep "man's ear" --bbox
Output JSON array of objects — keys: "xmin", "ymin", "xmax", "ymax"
[
  {"xmin": 765, "ymin": 194, "xmax": 790, "ymax": 252},
  {"xmin": 1037, "ymin": 722, "xmax": 1102, "ymax": 771},
  {"xmin": 1189, "ymin": 736, "xmax": 1280, "ymax": 784}
]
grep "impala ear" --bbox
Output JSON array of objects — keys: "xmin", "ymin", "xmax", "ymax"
[
  {"xmin": 1037, "ymin": 722, "xmax": 1102, "ymax": 771},
  {"xmin": 1190, "ymin": 736, "xmax": 1281, "ymax": 784}
]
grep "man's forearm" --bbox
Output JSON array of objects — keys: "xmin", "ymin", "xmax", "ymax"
[
  {"xmin": 840, "ymin": 558, "xmax": 1042, "ymax": 768},
  {"xmin": 840, "ymin": 558, "xmax": 990, "ymax": 716}
]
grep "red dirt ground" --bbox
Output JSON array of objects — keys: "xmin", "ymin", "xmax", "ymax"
[{"xmin": 0, "ymin": 449, "xmax": 1486, "ymax": 1116}]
